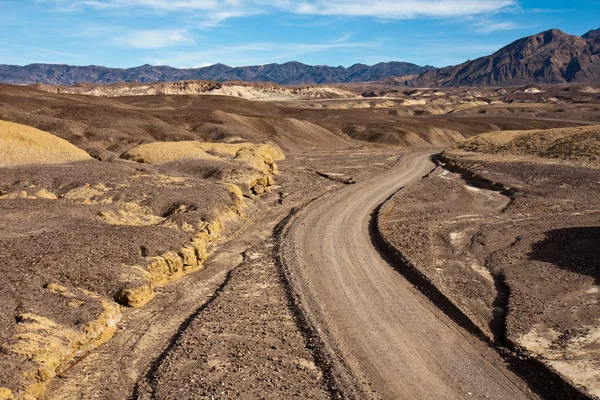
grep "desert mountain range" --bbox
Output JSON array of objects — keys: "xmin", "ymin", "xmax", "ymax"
[
  {"xmin": 0, "ymin": 27, "xmax": 598, "ymax": 87},
  {"xmin": 0, "ymin": 61, "xmax": 432, "ymax": 86},
  {"xmin": 403, "ymin": 28, "xmax": 600, "ymax": 87}
]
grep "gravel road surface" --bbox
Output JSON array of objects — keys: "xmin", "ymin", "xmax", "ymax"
[{"xmin": 280, "ymin": 152, "xmax": 537, "ymax": 400}]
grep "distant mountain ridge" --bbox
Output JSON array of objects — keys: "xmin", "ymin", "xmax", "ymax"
[
  {"xmin": 0, "ymin": 61, "xmax": 434, "ymax": 86},
  {"xmin": 404, "ymin": 28, "xmax": 600, "ymax": 87},
  {"xmin": 3, "ymin": 27, "xmax": 599, "ymax": 88}
]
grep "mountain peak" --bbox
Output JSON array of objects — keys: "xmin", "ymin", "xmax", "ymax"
[
  {"xmin": 540, "ymin": 28, "xmax": 567, "ymax": 35},
  {"xmin": 583, "ymin": 28, "xmax": 600, "ymax": 39},
  {"xmin": 528, "ymin": 28, "xmax": 573, "ymax": 45},
  {"xmin": 404, "ymin": 26, "xmax": 600, "ymax": 87}
]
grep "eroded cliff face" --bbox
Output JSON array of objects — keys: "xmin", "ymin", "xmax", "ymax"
[{"xmin": 0, "ymin": 123, "xmax": 285, "ymax": 399}]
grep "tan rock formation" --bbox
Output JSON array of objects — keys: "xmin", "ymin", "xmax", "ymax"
[
  {"xmin": 0, "ymin": 120, "xmax": 91, "ymax": 167},
  {"xmin": 9, "ymin": 288, "xmax": 121, "ymax": 399}
]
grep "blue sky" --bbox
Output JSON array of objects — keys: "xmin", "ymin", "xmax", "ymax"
[{"xmin": 1, "ymin": 0, "xmax": 599, "ymax": 68}]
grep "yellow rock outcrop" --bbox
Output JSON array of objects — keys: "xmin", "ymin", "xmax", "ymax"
[
  {"xmin": 0, "ymin": 388, "xmax": 15, "ymax": 400},
  {"xmin": 0, "ymin": 120, "xmax": 91, "ymax": 167},
  {"xmin": 9, "ymin": 290, "xmax": 121, "ymax": 399},
  {"xmin": 121, "ymin": 141, "xmax": 284, "ymax": 171},
  {"xmin": 121, "ymin": 141, "xmax": 284, "ymax": 195},
  {"xmin": 34, "ymin": 189, "xmax": 57, "ymax": 200},
  {"xmin": 120, "ymin": 141, "xmax": 222, "ymax": 164},
  {"xmin": 114, "ymin": 189, "xmax": 245, "ymax": 308}
]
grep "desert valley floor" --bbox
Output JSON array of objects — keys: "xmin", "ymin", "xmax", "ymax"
[{"xmin": 0, "ymin": 82, "xmax": 599, "ymax": 400}]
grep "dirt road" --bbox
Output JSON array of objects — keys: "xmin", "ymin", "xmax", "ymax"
[{"xmin": 280, "ymin": 152, "xmax": 537, "ymax": 400}]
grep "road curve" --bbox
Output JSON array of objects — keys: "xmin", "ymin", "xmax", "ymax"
[{"xmin": 280, "ymin": 152, "xmax": 535, "ymax": 400}]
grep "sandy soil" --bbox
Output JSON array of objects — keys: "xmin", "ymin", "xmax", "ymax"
[
  {"xmin": 0, "ymin": 117, "xmax": 284, "ymax": 398},
  {"xmin": 47, "ymin": 195, "xmax": 292, "ymax": 400},
  {"xmin": 0, "ymin": 120, "xmax": 91, "ymax": 166},
  {"xmin": 0, "ymin": 157, "xmax": 252, "ymax": 397},
  {"xmin": 456, "ymin": 125, "xmax": 600, "ymax": 167},
  {"xmin": 136, "ymin": 239, "xmax": 330, "ymax": 400}
]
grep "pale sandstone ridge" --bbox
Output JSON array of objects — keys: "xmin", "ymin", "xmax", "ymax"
[
  {"xmin": 34, "ymin": 81, "xmax": 358, "ymax": 100},
  {"xmin": 113, "ymin": 184, "xmax": 247, "ymax": 308},
  {"xmin": 113, "ymin": 141, "xmax": 286, "ymax": 308},
  {"xmin": 0, "ymin": 120, "xmax": 91, "ymax": 167},
  {"xmin": 121, "ymin": 141, "xmax": 285, "ymax": 194},
  {"xmin": 456, "ymin": 124, "xmax": 600, "ymax": 168}
]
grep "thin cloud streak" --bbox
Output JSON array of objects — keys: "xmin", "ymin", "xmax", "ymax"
[
  {"xmin": 0, "ymin": 40, "xmax": 79, "ymax": 58},
  {"xmin": 473, "ymin": 21, "xmax": 520, "ymax": 34},
  {"xmin": 271, "ymin": 0, "xmax": 516, "ymax": 19},
  {"xmin": 114, "ymin": 29, "xmax": 194, "ymax": 49},
  {"xmin": 37, "ymin": 0, "xmax": 520, "ymax": 34},
  {"xmin": 40, "ymin": 0, "xmax": 518, "ymax": 21}
]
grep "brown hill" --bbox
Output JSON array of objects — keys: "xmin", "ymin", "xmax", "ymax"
[
  {"xmin": 0, "ymin": 83, "xmax": 595, "ymax": 157},
  {"xmin": 406, "ymin": 28, "xmax": 600, "ymax": 87}
]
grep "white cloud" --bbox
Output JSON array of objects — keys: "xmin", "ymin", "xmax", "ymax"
[
  {"xmin": 41, "ymin": 0, "xmax": 517, "ymax": 23},
  {"xmin": 473, "ymin": 21, "xmax": 520, "ymax": 34},
  {"xmin": 115, "ymin": 29, "xmax": 193, "ymax": 49},
  {"xmin": 0, "ymin": 41, "xmax": 79, "ymax": 58},
  {"xmin": 270, "ymin": 0, "xmax": 516, "ymax": 19},
  {"xmin": 331, "ymin": 33, "xmax": 353, "ymax": 43},
  {"xmin": 198, "ymin": 9, "xmax": 263, "ymax": 29},
  {"xmin": 39, "ymin": 0, "xmax": 249, "ymax": 12}
]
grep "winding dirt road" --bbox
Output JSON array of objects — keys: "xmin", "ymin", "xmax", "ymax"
[{"xmin": 280, "ymin": 152, "xmax": 537, "ymax": 400}]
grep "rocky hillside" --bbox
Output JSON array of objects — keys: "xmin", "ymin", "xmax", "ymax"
[
  {"xmin": 583, "ymin": 28, "xmax": 600, "ymax": 40},
  {"xmin": 404, "ymin": 28, "xmax": 600, "ymax": 87},
  {"xmin": 0, "ymin": 61, "xmax": 433, "ymax": 86}
]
